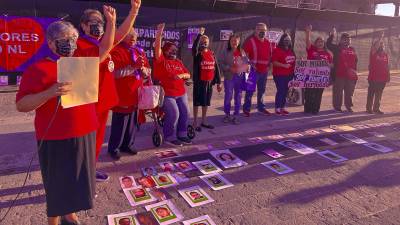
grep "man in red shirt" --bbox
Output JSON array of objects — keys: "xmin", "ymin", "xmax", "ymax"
[
  {"xmin": 242, "ymin": 23, "xmax": 272, "ymax": 116},
  {"xmin": 327, "ymin": 28, "xmax": 358, "ymax": 113},
  {"xmin": 108, "ymin": 28, "xmax": 151, "ymax": 160},
  {"xmin": 76, "ymin": 0, "xmax": 142, "ymax": 182},
  {"xmin": 367, "ymin": 33, "xmax": 390, "ymax": 114}
]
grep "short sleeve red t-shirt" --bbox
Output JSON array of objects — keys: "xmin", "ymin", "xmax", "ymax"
[
  {"xmin": 153, "ymin": 54, "xmax": 189, "ymax": 97},
  {"xmin": 272, "ymin": 47, "xmax": 296, "ymax": 76},
  {"xmin": 307, "ymin": 45, "xmax": 333, "ymax": 63},
  {"xmin": 16, "ymin": 55, "xmax": 98, "ymax": 140},
  {"xmin": 369, "ymin": 51, "xmax": 389, "ymax": 82},
  {"xmin": 200, "ymin": 50, "xmax": 215, "ymax": 81}
]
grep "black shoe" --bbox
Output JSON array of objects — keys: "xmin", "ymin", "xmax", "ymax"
[
  {"xmin": 346, "ymin": 108, "xmax": 354, "ymax": 113},
  {"xmin": 108, "ymin": 149, "xmax": 121, "ymax": 160},
  {"xmin": 334, "ymin": 108, "xmax": 343, "ymax": 112},
  {"xmin": 311, "ymin": 111, "xmax": 319, "ymax": 115},
  {"xmin": 61, "ymin": 217, "xmax": 81, "ymax": 225},
  {"xmin": 195, "ymin": 126, "xmax": 202, "ymax": 132},
  {"xmin": 120, "ymin": 146, "xmax": 138, "ymax": 155},
  {"xmin": 166, "ymin": 140, "xmax": 183, "ymax": 146},
  {"xmin": 201, "ymin": 123, "xmax": 215, "ymax": 129},
  {"xmin": 178, "ymin": 137, "xmax": 192, "ymax": 145},
  {"xmin": 374, "ymin": 110, "xmax": 384, "ymax": 115},
  {"xmin": 95, "ymin": 171, "xmax": 110, "ymax": 182},
  {"xmin": 366, "ymin": 109, "xmax": 373, "ymax": 114}
]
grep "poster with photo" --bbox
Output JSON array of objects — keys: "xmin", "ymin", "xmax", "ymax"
[
  {"xmin": 363, "ymin": 143, "xmax": 393, "ymax": 153},
  {"xmin": 175, "ymin": 161, "xmax": 195, "ymax": 172},
  {"xmin": 210, "ymin": 149, "xmax": 248, "ymax": 169},
  {"xmin": 107, "ymin": 210, "xmax": 139, "ymax": 225},
  {"xmin": 123, "ymin": 186, "xmax": 157, "ymax": 207},
  {"xmin": 261, "ymin": 160, "xmax": 294, "ymax": 175},
  {"xmin": 145, "ymin": 200, "xmax": 184, "ymax": 225},
  {"xmin": 178, "ymin": 185, "xmax": 214, "ymax": 207},
  {"xmin": 200, "ymin": 173, "xmax": 234, "ymax": 191},
  {"xmin": 192, "ymin": 159, "xmax": 222, "ymax": 175},
  {"xmin": 155, "ymin": 149, "xmax": 181, "ymax": 159},
  {"xmin": 220, "ymin": 30, "xmax": 233, "ymax": 41},
  {"xmin": 267, "ymin": 30, "xmax": 284, "ymax": 43},
  {"xmin": 136, "ymin": 176, "xmax": 157, "ymax": 189},
  {"xmin": 278, "ymin": 139, "xmax": 317, "ymax": 155},
  {"xmin": 119, "ymin": 176, "xmax": 137, "ymax": 190},
  {"xmin": 152, "ymin": 173, "xmax": 178, "ymax": 188},
  {"xmin": 141, "ymin": 166, "xmax": 158, "ymax": 176},
  {"xmin": 262, "ymin": 149, "xmax": 284, "ymax": 159},
  {"xmin": 319, "ymin": 138, "xmax": 338, "ymax": 146},
  {"xmin": 159, "ymin": 161, "xmax": 176, "ymax": 172},
  {"xmin": 340, "ymin": 134, "xmax": 367, "ymax": 144},
  {"xmin": 317, "ymin": 150, "xmax": 348, "ymax": 163},
  {"xmin": 182, "ymin": 215, "xmax": 217, "ymax": 225}
]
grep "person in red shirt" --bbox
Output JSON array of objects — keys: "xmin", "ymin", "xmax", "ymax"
[
  {"xmin": 327, "ymin": 28, "xmax": 358, "ymax": 113},
  {"xmin": 304, "ymin": 25, "xmax": 333, "ymax": 114},
  {"xmin": 192, "ymin": 27, "xmax": 222, "ymax": 132},
  {"xmin": 76, "ymin": 0, "xmax": 142, "ymax": 182},
  {"xmin": 107, "ymin": 28, "xmax": 151, "ymax": 160},
  {"xmin": 154, "ymin": 23, "xmax": 193, "ymax": 146},
  {"xmin": 272, "ymin": 33, "xmax": 296, "ymax": 115},
  {"xmin": 15, "ymin": 7, "xmax": 116, "ymax": 225},
  {"xmin": 242, "ymin": 23, "xmax": 272, "ymax": 116},
  {"xmin": 367, "ymin": 32, "xmax": 390, "ymax": 114}
]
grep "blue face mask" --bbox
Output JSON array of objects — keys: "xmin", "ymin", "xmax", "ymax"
[{"xmin": 55, "ymin": 39, "xmax": 77, "ymax": 57}]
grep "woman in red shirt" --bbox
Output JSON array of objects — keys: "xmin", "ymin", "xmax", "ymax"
[
  {"xmin": 272, "ymin": 33, "xmax": 296, "ymax": 115},
  {"xmin": 15, "ymin": 7, "xmax": 115, "ymax": 225},
  {"xmin": 304, "ymin": 25, "xmax": 333, "ymax": 114},
  {"xmin": 153, "ymin": 23, "xmax": 192, "ymax": 146},
  {"xmin": 367, "ymin": 33, "xmax": 390, "ymax": 114}
]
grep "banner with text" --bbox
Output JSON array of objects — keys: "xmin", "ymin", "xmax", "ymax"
[{"xmin": 289, "ymin": 60, "xmax": 331, "ymax": 88}]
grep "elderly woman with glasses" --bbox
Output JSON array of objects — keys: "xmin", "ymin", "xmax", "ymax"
[{"xmin": 15, "ymin": 6, "xmax": 116, "ymax": 225}]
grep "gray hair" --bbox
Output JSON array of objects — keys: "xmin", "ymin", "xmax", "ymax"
[
  {"xmin": 80, "ymin": 9, "xmax": 104, "ymax": 24},
  {"xmin": 46, "ymin": 21, "xmax": 78, "ymax": 42}
]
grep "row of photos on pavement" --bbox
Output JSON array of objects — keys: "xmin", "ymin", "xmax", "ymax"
[{"xmin": 107, "ymin": 122, "xmax": 396, "ymax": 225}]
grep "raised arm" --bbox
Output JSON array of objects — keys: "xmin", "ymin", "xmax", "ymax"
[
  {"xmin": 192, "ymin": 27, "xmax": 205, "ymax": 57},
  {"xmin": 326, "ymin": 27, "xmax": 338, "ymax": 52},
  {"xmin": 99, "ymin": 5, "xmax": 116, "ymax": 63},
  {"xmin": 114, "ymin": 0, "xmax": 141, "ymax": 45},
  {"xmin": 305, "ymin": 24, "xmax": 312, "ymax": 50},
  {"xmin": 154, "ymin": 23, "xmax": 165, "ymax": 60}
]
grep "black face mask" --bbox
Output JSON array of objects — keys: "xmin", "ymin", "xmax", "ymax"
[
  {"xmin": 55, "ymin": 39, "xmax": 77, "ymax": 57},
  {"xmin": 89, "ymin": 24, "xmax": 104, "ymax": 38},
  {"xmin": 283, "ymin": 40, "xmax": 291, "ymax": 47},
  {"xmin": 258, "ymin": 31, "xmax": 266, "ymax": 39}
]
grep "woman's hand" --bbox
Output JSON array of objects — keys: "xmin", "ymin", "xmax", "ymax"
[
  {"xmin": 305, "ymin": 24, "xmax": 312, "ymax": 33},
  {"xmin": 45, "ymin": 82, "xmax": 72, "ymax": 98},
  {"xmin": 217, "ymin": 84, "xmax": 222, "ymax": 93},
  {"xmin": 131, "ymin": 0, "xmax": 141, "ymax": 14},
  {"xmin": 103, "ymin": 5, "xmax": 116, "ymax": 24},
  {"xmin": 157, "ymin": 23, "xmax": 165, "ymax": 34}
]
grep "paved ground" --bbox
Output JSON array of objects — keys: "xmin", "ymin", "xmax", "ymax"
[{"xmin": 1, "ymin": 73, "xmax": 400, "ymax": 225}]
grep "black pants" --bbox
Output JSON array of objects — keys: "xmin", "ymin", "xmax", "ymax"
[
  {"xmin": 332, "ymin": 77, "xmax": 357, "ymax": 110},
  {"xmin": 107, "ymin": 111, "xmax": 138, "ymax": 153},
  {"xmin": 366, "ymin": 81, "xmax": 386, "ymax": 111},
  {"xmin": 304, "ymin": 88, "xmax": 324, "ymax": 113}
]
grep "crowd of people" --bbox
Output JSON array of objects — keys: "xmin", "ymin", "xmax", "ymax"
[{"xmin": 15, "ymin": 0, "xmax": 391, "ymax": 224}]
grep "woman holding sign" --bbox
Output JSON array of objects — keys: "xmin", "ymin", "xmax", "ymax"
[
  {"xmin": 15, "ymin": 6, "xmax": 116, "ymax": 225},
  {"xmin": 304, "ymin": 25, "xmax": 333, "ymax": 114},
  {"xmin": 272, "ymin": 33, "xmax": 296, "ymax": 115}
]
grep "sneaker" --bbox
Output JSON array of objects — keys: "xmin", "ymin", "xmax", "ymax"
[
  {"xmin": 166, "ymin": 140, "xmax": 183, "ymax": 147},
  {"xmin": 374, "ymin": 110, "xmax": 384, "ymax": 115},
  {"xmin": 96, "ymin": 171, "xmax": 110, "ymax": 182},
  {"xmin": 281, "ymin": 109, "xmax": 289, "ymax": 115},
  {"xmin": 258, "ymin": 109, "xmax": 271, "ymax": 115},
  {"xmin": 223, "ymin": 115, "xmax": 231, "ymax": 123},
  {"xmin": 178, "ymin": 137, "xmax": 192, "ymax": 145},
  {"xmin": 231, "ymin": 116, "xmax": 240, "ymax": 125},
  {"xmin": 243, "ymin": 111, "xmax": 250, "ymax": 117},
  {"xmin": 201, "ymin": 123, "xmax": 215, "ymax": 129},
  {"xmin": 108, "ymin": 149, "xmax": 121, "ymax": 160},
  {"xmin": 120, "ymin": 146, "xmax": 138, "ymax": 155}
]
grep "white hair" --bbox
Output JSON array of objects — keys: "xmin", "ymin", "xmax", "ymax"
[{"xmin": 46, "ymin": 21, "xmax": 78, "ymax": 42}]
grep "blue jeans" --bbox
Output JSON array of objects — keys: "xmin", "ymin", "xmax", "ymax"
[
  {"xmin": 273, "ymin": 75, "xmax": 294, "ymax": 109},
  {"xmin": 162, "ymin": 94, "xmax": 189, "ymax": 141},
  {"xmin": 243, "ymin": 71, "xmax": 268, "ymax": 112},
  {"xmin": 224, "ymin": 74, "xmax": 243, "ymax": 116}
]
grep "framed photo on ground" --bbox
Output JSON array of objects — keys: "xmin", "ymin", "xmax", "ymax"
[
  {"xmin": 317, "ymin": 150, "xmax": 348, "ymax": 163},
  {"xmin": 107, "ymin": 210, "xmax": 139, "ymax": 225},
  {"xmin": 192, "ymin": 159, "xmax": 222, "ymax": 175},
  {"xmin": 152, "ymin": 173, "xmax": 178, "ymax": 188},
  {"xmin": 261, "ymin": 160, "xmax": 294, "ymax": 175},
  {"xmin": 210, "ymin": 149, "xmax": 248, "ymax": 169},
  {"xmin": 199, "ymin": 173, "xmax": 234, "ymax": 191},
  {"xmin": 123, "ymin": 186, "xmax": 157, "ymax": 207},
  {"xmin": 119, "ymin": 176, "xmax": 137, "ymax": 190},
  {"xmin": 145, "ymin": 200, "xmax": 183, "ymax": 225},
  {"xmin": 278, "ymin": 139, "xmax": 317, "ymax": 155},
  {"xmin": 178, "ymin": 185, "xmax": 214, "ymax": 207}
]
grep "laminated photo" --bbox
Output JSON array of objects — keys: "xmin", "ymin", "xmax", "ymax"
[
  {"xmin": 155, "ymin": 149, "xmax": 181, "ymax": 159},
  {"xmin": 119, "ymin": 176, "xmax": 137, "ymax": 190},
  {"xmin": 107, "ymin": 210, "xmax": 138, "ymax": 225},
  {"xmin": 363, "ymin": 142, "xmax": 393, "ymax": 153},
  {"xmin": 136, "ymin": 176, "xmax": 157, "ymax": 189},
  {"xmin": 261, "ymin": 160, "xmax": 294, "ymax": 175},
  {"xmin": 123, "ymin": 186, "xmax": 157, "ymax": 207},
  {"xmin": 340, "ymin": 134, "xmax": 367, "ymax": 144},
  {"xmin": 262, "ymin": 149, "xmax": 284, "ymax": 159},
  {"xmin": 175, "ymin": 161, "xmax": 195, "ymax": 172},
  {"xmin": 278, "ymin": 139, "xmax": 317, "ymax": 155},
  {"xmin": 145, "ymin": 200, "xmax": 183, "ymax": 225},
  {"xmin": 152, "ymin": 173, "xmax": 178, "ymax": 188},
  {"xmin": 159, "ymin": 161, "xmax": 176, "ymax": 172},
  {"xmin": 182, "ymin": 215, "xmax": 217, "ymax": 225},
  {"xmin": 200, "ymin": 173, "xmax": 234, "ymax": 191},
  {"xmin": 178, "ymin": 185, "xmax": 214, "ymax": 207},
  {"xmin": 210, "ymin": 149, "xmax": 248, "ymax": 168},
  {"xmin": 141, "ymin": 166, "xmax": 158, "ymax": 176},
  {"xmin": 192, "ymin": 159, "xmax": 222, "ymax": 174},
  {"xmin": 317, "ymin": 150, "xmax": 348, "ymax": 163}
]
